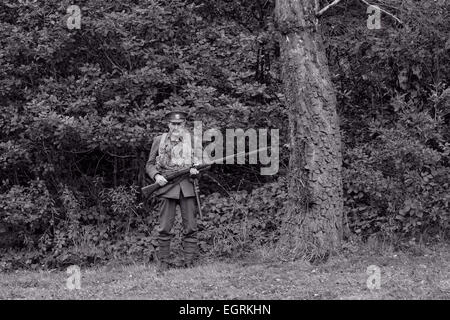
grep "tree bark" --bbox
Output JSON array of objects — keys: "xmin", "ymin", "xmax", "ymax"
[{"xmin": 275, "ymin": 0, "xmax": 343, "ymax": 261}]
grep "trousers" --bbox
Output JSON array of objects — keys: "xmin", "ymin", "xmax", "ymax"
[{"xmin": 157, "ymin": 193, "xmax": 198, "ymax": 243}]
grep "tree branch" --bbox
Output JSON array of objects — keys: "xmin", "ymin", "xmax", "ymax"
[
  {"xmin": 359, "ymin": 0, "xmax": 403, "ymax": 24},
  {"xmin": 105, "ymin": 151, "xmax": 134, "ymax": 158},
  {"xmin": 316, "ymin": 0, "xmax": 343, "ymax": 17},
  {"xmin": 315, "ymin": 0, "xmax": 403, "ymax": 25}
]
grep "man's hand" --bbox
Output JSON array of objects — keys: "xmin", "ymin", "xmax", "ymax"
[
  {"xmin": 155, "ymin": 174, "xmax": 168, "ymax": 186},
  {"xmin": 190, "ymin": 167, "xmax": 200, "ymax": 179}
]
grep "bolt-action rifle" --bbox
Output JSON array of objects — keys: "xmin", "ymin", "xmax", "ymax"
[
  {"xmin": 141, "ymin": 147, "xmax": 268, "ymax": 199},
  {"xmin": 141, "ymin": 164, "xmax": 210, "ymax": 199}
]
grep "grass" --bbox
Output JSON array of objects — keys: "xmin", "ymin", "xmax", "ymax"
[{"xmin": 0, "ymin": 242, "xmax": 449, "ymax": 300}]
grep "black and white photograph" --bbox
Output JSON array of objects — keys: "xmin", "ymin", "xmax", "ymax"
[{"xmin": 0, "ymin": 0, "xmax": 449, "ymax": 305}]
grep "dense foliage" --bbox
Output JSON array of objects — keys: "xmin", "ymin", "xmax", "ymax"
[{"xmin": 0, "ymin": 0, "xmax": 448, "ymax": 269}]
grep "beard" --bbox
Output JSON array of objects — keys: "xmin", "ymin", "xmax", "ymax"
[{"xmin": 169, "ymin": 127, "xmax": 186, "ymax": 140}]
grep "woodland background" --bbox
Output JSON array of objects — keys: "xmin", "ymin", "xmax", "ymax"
[{"xmin": 0, "ymin": 0, "xmax": 449, "ymax": 270}]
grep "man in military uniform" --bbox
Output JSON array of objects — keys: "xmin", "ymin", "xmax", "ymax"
[{"xmin": 146, "ymin": 110, "xmax": 200, "ymax": 274}]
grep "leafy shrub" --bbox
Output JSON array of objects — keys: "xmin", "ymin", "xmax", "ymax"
[
  {"xmin": 344, "ymin": 98, "xmax": 450, "ymax": 240},
  {"xmin": 0, "ymin": 181, "xmax": 158, "ymax": 270},
  {"xmin": 198, "ymin": 178, "xmax": 287, "ymax": 257},
  {"xmin": 0, "ymin": 179, "xmax": 55, "ymax": 248}
]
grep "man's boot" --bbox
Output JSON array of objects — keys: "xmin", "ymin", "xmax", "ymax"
[
  {"xmin": 182, "ymin": 240, "xmax": 197, "ymax": 268},
  {"xmin": 156, "ymin": 239, "xmax": 171, "ymax": 275}
]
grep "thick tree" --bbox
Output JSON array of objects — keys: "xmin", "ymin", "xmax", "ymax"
[{"xmin": 275, "ymin": 0, "xmax": 343, "ymax": 261}]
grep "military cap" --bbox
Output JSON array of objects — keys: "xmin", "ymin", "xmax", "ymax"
[{"xmin": 165, "ymin": 110, "xmax": 189, "ymax": 123}]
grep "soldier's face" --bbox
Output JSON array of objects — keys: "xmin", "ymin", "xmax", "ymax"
[{"xmin": 168, "ymin": 121, "xmax": 186, "ymax": 135}]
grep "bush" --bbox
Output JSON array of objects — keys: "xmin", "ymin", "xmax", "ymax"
[
  {"xmin": 344, "ymin": 98, "xmax": 450, "ymax": 240},
  {"xmin": 198, "ymin": 178, "xmax": 287, "ymax": 257},
  {"xmin": 0, "ymin": 179, "xmax": 55, "ymax": 248},
  {"xmin": 0, "ymin": 181, "xmax": 157, "ymax": 270}
]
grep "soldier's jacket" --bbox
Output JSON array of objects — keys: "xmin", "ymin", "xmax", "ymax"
[{"xmin": 146, "ymin": 132, "xmax": 196, "ymax": 199}]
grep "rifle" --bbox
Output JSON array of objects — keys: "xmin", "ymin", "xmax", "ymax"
[
  {"xmin": 141, "ymin": 146, "xmax": 269, "ymax": 199},
  {"xmin": 141, "ymin": 165, "xmax": 210, "ymax": 199}
]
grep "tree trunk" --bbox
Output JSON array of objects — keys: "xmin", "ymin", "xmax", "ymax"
[{"xmin": 275, "ymin": 0, "xmax": 343, "ymax": 261}]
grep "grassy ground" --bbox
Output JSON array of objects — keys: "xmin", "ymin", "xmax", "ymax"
[{"xmin": 0, "ymin": 243, "xmax": 449, "ymax": 300}]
